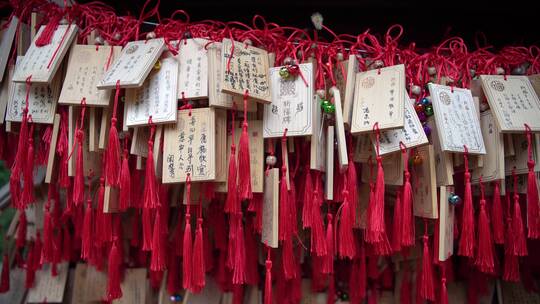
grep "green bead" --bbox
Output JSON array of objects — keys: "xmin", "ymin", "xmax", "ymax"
[
  {"xmin": 279, "ymin": 67, "xmax": 290, "ymax": 78},
  {"xmin": 320, "ymin": 99, "xmax": 331, "ymax": 109},
  {"xmin": 324, "ymin": 103, "xmax": 336, "ymax": 114},
  {"xmin": 424, "ymin": 104, "xmax": 434, "ymax": 116}
]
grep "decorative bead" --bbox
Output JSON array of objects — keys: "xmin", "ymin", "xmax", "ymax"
[
  {"xmin": 297, "ymin": 50, "xmax": 303, "ymax": 58},
  {"xmin": 449, "ymin": 193, "xmax": 461, "ymax": 205},
  {"xmin": 183, "ymin": 32, "xmax": 192, "ymax": 39},
  {"xmin": 94, "ymin": 36, "xmax": 105, "ymax": 46},
  {"xmin": 114, "ymin": 33, "xmax": 122, "ymax": 41},
  {"xmin": 121, "ymin": 96, "xmax": 126, "ymax": 102},
  {"xmin": 480, "ymin": 102, "xmax": 489, "ymax": 112},
  {"xmin": 311, "ymin": 12, "xmax": 324, "ymax": 30},
  {"xmin": 428, "ymin": 66, "xmax": 437, "ymax": 76},
  {"xmin": 287, "ymin": 64, "xmax": 300, "ymax": 76},
  {"xmin": 266, "ymin": 155, "xmax": 277, "ymax": 166},
  {"xmin": 411, "ymin": 85, "xmax": 421, "ymax": 95},
  {"xmin": 316, "ymin": 89, "xmax": 326, "ymax": 99},
  {"xmin": 279, "ymin": 67, "xmax": 290, "ymax": 79},
  {"xmin": 153, "ymin": 60, "xmax": 161, "ymax": 70},
  {"xmin": 324, "ymin": 103, "xmax": 336, "ymax": 114},
  {"xmin": 146, "ymin": 32, "xmax": 156, "ymax": 39},
  {"xmin": 512, "ymin": 66, "xmax": 525, "ymax": 75},
  {"xmin": 469, "ymin": 69, "xmax": 476, "ymax": 77},
  {"xmin": 417, "ymin": 111, "xmax": 427, "ymax": 123},
  {"xmin": 336, "ymin": 52, "xmax": 344, "ymax": 61},
  {"xmin": 496, "ymin": 67, "xmax": 505, "ymax": 75},
  {"xmin": 320, "ymin": 99, "xmax": 331, "ymax": 109},
  {"xmin": 420, "ymin": 97, "xmax": 430, "ymax": 106},
  {"xmin": 175, "ymin": 295, "xmax": 183, "ymax": 302},
  {"xmin": 412, "ymin": 153, "xmax": 423, "ymax": 166},
  {"xmin": 244, "ymin": 38, "xmax": 253, "ymax": 46},
  {"xmin": 424, "ymin": 104, "xmax": 434, "ymax": 116},
  {"xmin": 374, "ymin": 60, "xmax": 384, "ymax": 68},
  {"xmin": 423, "ymin": 124, "xmax": 431, "ymax": 136},
  {"xmin": 283, "ymin": 57, "xmax": 293, "ymax": 65},
  {"xmin": 414, "ymin": 103, "xmax": 425, "ymax": 113}
]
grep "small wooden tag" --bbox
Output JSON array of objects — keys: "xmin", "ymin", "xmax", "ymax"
[
  {"xmin": 310, "ymin": 94, "xmax": 326, "ymax": 171},
  {"xmin": 12, "ymin": 24, "xmax": 78, "ymax": 83},
  {"xmin": 428, "ymin": 117, "xmax": 454, "ymax": 186},
  {"xmin": 130, "ymin": 126, "xmax": 150, "ymax": 157},
  {"xmin": 438, "ymin": 186, "xmax": 455, "ymax": 261},
  {"xmin": 182, "ymin": 183, "xmax": 211, "ymax": 207},
  {"xmin": 59, "ymin": 45, "xmax": 122, "ymax": 106},
  {"xmin": 263, "ymin": 63, "xmax": 314, "ymax": 138},
  {"xmin": 220, "ymin": 39, "xmax": 271, "ymax": 103},
  {"xmin": 330, "ymin": 86, "xmax": 348, "ymax": 172},
  {"xmin": 360, "ymin": 152, "xmax": 404, "ymax": 186},
  {"xmin": 472, "ymin": 110, "xmax": 505, "ymax": 183},
  {"xmin": 0, "ymin": 268, "xmax": 26, "ymax": 304},
  {"xmin": 45, "ymin": 113, "xmax": 61, "ymax": 183},
  {"xmin": 27, "ymin": 263, "xmax": 69, "ymax": 303},
  {"xmin": 342, "ymin": 54, "xmax": 358, "ymax": 128},
  {"xmin": 98, "ymin": 107, "xmax": 110, "ymax": 150},
  {"xmin": 7, "ymin": 56, "xmax": 61, "ymax": 124},
  {"xmin": 481, "ymin": 75, "xmax": 540, "ymax": 132},
  {"xmin": 98, "ymin": 38, "xmax": 165, "ymax": 89},
  {"xmin": 162, "ymin": 108, "xmax": 216, "ymax": 183},
  {"xmin": 175, "ymin": 38, "xmax": 209, "ymax": 100},
  {"xmin": 124, "ymin": 56, "xmax": 178, "ymax": 126},
  {"xmin": 353, "ymin": 135, "xmax": 373, "ymax": 163},
  {"xmin": 375, "ymin": 96, "xmax": 428, "ymax": 155},
  {"xmin": 412, "ymin": 145, "xmax": 438, "ymax": 219},
  {"xmin": 103, "ymin": 185, "xmax": 119, "ymax": 213},
  {"xmin": 505, "ymin": 134, "xmax": 540, "ymax": 175},
  {"xmin": 325, "ymin": 125, "xmax": 335, "ymax": 200},
  {"xmin": 67, "ymin": 106, "xmax": 102, "ymax": 177},
  {"xmin": 0, "ymin": 17, "xmax": 18, "ymax": 82},
  {"xmin": 428, "ymin": 83, "xmax": 486, "ymax": 154},
  {"xmin": 350, "ymin": 64, "xmax": 405, "ymax": 134},
  {"xmin": 88, "ymin": 108, "xmax": 100, "ymax": 152},
  {"xmin": 262, "ymin": 168, "xmax": 279, "ymax": 248},
  {"xmin": 0, "ymin": 64, "xmax": 11, "ymax": 124},
  {"xmin": 214, "ymin": 109, "xmax": 228, "ymax": 182}
]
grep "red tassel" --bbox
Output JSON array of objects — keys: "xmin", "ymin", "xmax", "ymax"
[
  {"xmin": 327, "ymin": 274, "xmax": 335, "ymax": 304},
  {"xmin": 312, "ymin": 172, "xmax": 327, "ymax": 256},
  {"xmin": 144, "ymin": 125, "xmax": 159, "ymax": 209},
  {"xmin": 512, "ymin": 194, "xmax": 528, "ymax": 256},
  {"xmin": 40, "ymin": 204, "xmax": 53, "ymax": 264},
  {"xmin": 119, "ymin": 148, "xmax": 131, "ymax": 211},
  {"xmin": 150, "ymin": 211, "xmax": 167, "ymax": 271},
  {"xmin": 73, "ymin": 130, "xmax": 85, "ymax": 206},
  {"xmin": 302, "ymin": 167, "xmax": 313, "ymax": 228},
  {"xmin": 16, "ymin": 211, "xmax": 27, "ymax": 249},
  {"xmin": 192, "ymin": 217, "xmax": 205, "ymax": 292},
  {"xmin": 264, "ymin": 248, "xmax": 272, "ymax": 304},
  {"xmin": 323, "ymin": 213, "xmax": 334, "ymax": 275},
  {"xmin": 183, "ymin": 212, "xmax": 193, "ymax": 290},
  {"xmin": 475, "ymin": 178, "xmax": 495, "ymax": 274},
  {"xmin": 62, "ymin": 224, "xmax": 72, "ymax": 262},
  {"xmin": 244, "ymin": 219, "xmax": 259, "ymax": 285},
  {"xmin": 503, "ymin": 217, "xmax": 520, "ymax": 282},
  {"xmin": 440, "ymin": 275, "xmax": 448, "ymax": 304},
  {"xmin": 282, "ymin": 237, "xmax": 296, "ymax": 280},
  {"xmin": 0, "ymin": 253, "xmax": 9, "ymax": 293},
  {"xmin": 107, "ymin": 232, "xmax": 123, "ymax": 300},
  {"xmin": 458, "ymin": 148, "xmax": 475, "ymax": 257},
  {"xmin": 225, "ymin": 145, "xmax": 238, "ymax": 213},
  {"xmin": 524, "ymin": 124, "xmax": 540, "ymax": 238},
  {"xmin": 232, "ymin": 212, "xmax": 246, "ymax": 284},
  {"xmin": 166, "ymin": 242, "xmax": 180, "ymax": 294},
  {"xmin": 237, "ymin": 122, "xmax": 252, "ymax": 201},
  {"xmin": 81, "ymin": 199, "xmax": 93, "ymax": 260},
  {"xmin": 338, "ymin": 180, "xmax": 356, "ymax": 259},
  {"xmin": 401, "ymin": 171, "xmax": 414, "ymax": 247},
  {"xmin": 21, "ymin": 130, "xmax": 35, "ymax": 208},
  {"xmin": 366, "ymin": 157, "xmax": 389, "ymax": 246},
  {"xmin": 106, "ymin": 81, "xmax": 122, "ymax": 187},
  {"xmin": 35, "ymin": 14, "xmax": 62, "ymax": 46},
  {"xmin": 400, "ymin": 267, "xmax": 412, "ymax": 304},
  {"xmin": 392, "ymin": 189, "xmax": 403, "ymax": 252},
  {"xmin": 279, "ymin": 166, "xmax": 290, "ymax": 241},
  {"xmin": 492, "ymin": 182, "xmax": 505, "ymax": 245},
  {"xmin": 419, "ymin": 232, "xmax": 435, "ymax": 301},
  {"xmin": 25, "ymin": 242, "xmax": 36, "ymax": 289},
  {"xmin": 142, "ymin": 208, "xmax": 153, "ymax": 251}
]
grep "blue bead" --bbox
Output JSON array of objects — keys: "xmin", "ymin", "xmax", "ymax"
[
  {"xmin": 421, "ymin": 97, "xmax": 430, "ymax": 106},
  {"xmin": 175, "ymin": 295, "xmax": 183, "ymax": 301},
  {"xmin": 448, "ymin": 194, "xmax": 461, "ymax": 205},
  {"xmin": 423, "ymin": 124, "xmax": 431, "ymax": 136}
]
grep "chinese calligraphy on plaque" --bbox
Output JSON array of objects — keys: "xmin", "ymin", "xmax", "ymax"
[
  {"xmin": 263, "ymin": 63, "xmax": 313, "ymax": 138},
  {"xmin": 6, "ymin": 57, "xmax": 60, "ymax": 124},
  {"xmin": 220, "ymin": 38, "xmax": 271, "ymax": 103},
  {"xmin": 124, "ymin": 57, "xmax": 178, "ymax": 126},
  {"xmin": 59, "ymin": 45, "xmax": 121, "ymax": 106},
  {"xmin": 175, "ymin": 38, "xmax": 208, "ymax": 99},
  {"xmin": 350, "ymin": 64, "xmax": 405, "ymax": 134},
  {"xmin": 12, "ymin": 24, "xmax": 78, "ymax": 83},
  {"xmin": 480, "ymin": 75, "xmax": 540, "ymax": 132},
  {"xmin": 375, "ymin": 96, "xmax": 428, "ymax": 155},
  {"xmin": 162, "ymin": 108, "xmax": 216, "ymax": 183},
  {"xmin": 429, "ymin": 83, "xmax": 486, "ymax": 154},
  {"xmin": 98, "ymin": 38, "xmax": 165, "ymax": 89}
]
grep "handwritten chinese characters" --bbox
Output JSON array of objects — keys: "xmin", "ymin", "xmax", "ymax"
[
  {"xmin": 59, "ymin": 45, "xmax": 121, "ymax": 106},
  {"xmin": 175, "ymin": 38, "xmax": 208, "ymax": 99},
  {"xmin": 263, "ymin": 63, "xmax": 313, "ymax": 138},
  {"xmin": 480, "ymin": 75, "xmax": 540, "ymax": 132},
  {"xmin": 375, "ymin": 96, "xmax": 428, "ymax": 155},
  {"xmin": 220, "ymin": 38, "xmax": 271, "ymax": 103},
  {"xmin": 125, "ymin": 57, "xmax": 178, "ymax": 126},
  {"xmin": 12, "ymin": 24, "xmax": 78, "ymax": 83},
  {"xmin": 98, "ymin": 38, "xmax": 165, "ymax": 89},
  {"xmin": 351, "ymin": 64, "xmax": 405, "ymax": 134},
  {"xmin": 6, "ymin": 57, "xmax": 60, "ymax": 124},
  {"xmin": 428, "ymin": 83, "xmax": 486, "ymax": 154},
  {"xmin": 162, "ymin": 108, "xmax": 216, "ymax": 183}
]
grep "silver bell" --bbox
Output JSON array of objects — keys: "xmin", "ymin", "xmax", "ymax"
[{"xmin": 266, "ymin": 155, "xmax": 277, "ymax": 166}]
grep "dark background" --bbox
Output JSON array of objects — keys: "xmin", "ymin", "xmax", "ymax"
[{"xmin": 83, "ymin": 0, "xmax": 540, "ymax": 50}]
